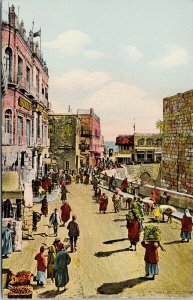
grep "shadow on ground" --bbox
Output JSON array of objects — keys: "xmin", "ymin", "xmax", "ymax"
[
  {"xmin": 94, "ymin": 247, "xmax": 131, "ymax": 257},
  {"xmin": 103, "ymin": 238, "xmax": 128, "ymax": 244},
  {"xmin": 113, "ymin": 218, "xmax": 126, "ymax": 222},
  {"xmin": 38, "ymin": 288, "xmax": 67, "ymax": 298},
  {"xmin": 97, "ymin": 277, "xmax": 146, "ymax": 294},
  {"xmin": 163, "ymin": 240, "xmax": 182, "ymax": 245}
]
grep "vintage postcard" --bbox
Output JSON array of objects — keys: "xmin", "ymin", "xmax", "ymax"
[{"xmin": 1, "ymin": 0, "xmax": 193, "ymax": 298}]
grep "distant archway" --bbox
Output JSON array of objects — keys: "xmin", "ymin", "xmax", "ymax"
[{"xmin": 140, "ymin": 172, "xmax": 152, "ymax": 185}]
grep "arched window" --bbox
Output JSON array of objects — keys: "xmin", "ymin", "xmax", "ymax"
[
  {"xmin": 4, "ymin": 109, "xmax": 12, "ymax": 144},
  {"xmin": 5, "ymin": 47, "xmax": 12, "ymax": 81},
  {"xmin": 138, "ymin": 138, "xmax": 144, "ymax": 146},
  {"xmin": 147, "ymin": 138, "xmax": 153, "ymax": 146}
]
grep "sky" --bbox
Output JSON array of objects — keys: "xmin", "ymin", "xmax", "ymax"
[{"xmin": 2, "ymin": 0, "xmax": 193, "ymax": 140}]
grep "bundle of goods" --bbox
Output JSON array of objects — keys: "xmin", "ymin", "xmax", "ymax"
[
  {"xmin": 144, "ymin": 225, "xmax": 161, "ymax": 242},
  {"xmin": 9, "ymin": 270, "xmax": 33, "ymax": 286},
  {"xmin": 130, "ymin": 202, "xmax": 141, "ymax": 219},
  {"xmin": 8, "ymin": 285, "xmax": 33, "ymax": 298}
]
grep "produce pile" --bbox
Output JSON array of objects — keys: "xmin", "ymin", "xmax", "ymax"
[
  {"xmin": 128, "ymin": 202, "xmax": 141, "ymax": 220},
  {"xmin": 144, "ymin": 225, "xmax": 161, "ymax": 242},
  {"xmin": 9, "ymin": 270, "xmax": 33, "ymax": 286},
  {"xmin": 8, "ymin": 270, "xmax": 33, "ymax": 298},
  {"xmin": 8, "ymin": 285, "xmax": 33, "ymax": 296}
]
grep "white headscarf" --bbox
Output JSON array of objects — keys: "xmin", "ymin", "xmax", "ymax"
[{"xmin": 185, "ymin": 209, "xmax": 191, "ymax": 217}]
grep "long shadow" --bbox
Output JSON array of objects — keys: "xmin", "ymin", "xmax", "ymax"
[
  {"xmin": 94, "ymin": 247, "xmax": 131, "ymax": 257},
  {"xmin": 113, "ymin": 218, "xmax": 125, "ymax": 222},
  {"xmin": 103, "ymin": 238, "xmax": 128, "ymax": 244},
  {"xmin": 163, "ymin": 240, "xmax": 182, "ymax": 245},
  {"xmin": 33, "ymin": 233, "xmax": 48, "ymax": 237},
  {"xmin": 97, "ymin": 277, "xmax": 146, "ymax": 295},
  {"xmin": 38, "ymin": 289, "xmax": 66, "ymax": 298}
]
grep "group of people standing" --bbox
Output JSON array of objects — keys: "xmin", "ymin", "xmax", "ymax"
[{"xmin": 35, "ymin": 238, "xmax": 71, "ymax": 292}]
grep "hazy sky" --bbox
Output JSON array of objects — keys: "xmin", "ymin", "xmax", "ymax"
[{"xmin": 3, "ymin": 0, "xmax": 193, "ymax": 140}]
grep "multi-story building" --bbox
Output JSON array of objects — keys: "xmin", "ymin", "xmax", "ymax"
[
  {"xmin": 161, "ymin": 90, "xmax": 193, "ymax": 194},
  {"xmin": 115, "ymin": 133, "xmax": 162, "ymax": 164},
  {"xmin": 77, "ymin": 108, "xmax": 104, "ymax": 167},
  {"xmin": 2, "ymin": 5, "xmax": 51, "ymax": 188},
  {"xmin": 48, "ymin": 114, "xmax": 81, "ymax": 172}
]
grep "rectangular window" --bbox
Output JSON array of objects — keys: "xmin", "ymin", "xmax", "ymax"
[
  {"xmin": 36, "ymin": 68, "xmax": 39, "ymax": 97},
  {"xmin": 26, "ymin": 119, "xmax": 31, "ymax": 145},
  {"xmin": 17, "ymin": 56, "xmax": 23, "ymax": 84},
  {"xmin": 26, "ymin": 66, "xmax": 30, "ymax": 92},
  {"xmin": 37, "ymin": 113, "xmax": 41, "ymax": 138},
  {"xmin": 17, "ymin": 116, "xmax": 23, "ymax": 144}
]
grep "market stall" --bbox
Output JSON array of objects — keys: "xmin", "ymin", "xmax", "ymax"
[{"xmin": 7, "ymin": 270, "xmax": 33, "ymax": 298}]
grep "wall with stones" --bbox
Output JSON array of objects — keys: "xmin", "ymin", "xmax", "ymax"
[{"xmin": 161, "ymin": 90, "xmax": 193, "ymax": 194}]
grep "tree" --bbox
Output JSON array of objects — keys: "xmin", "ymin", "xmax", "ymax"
[{"xmin": 156, "ymin": 120, "xmax": 163, "ymax": 134}]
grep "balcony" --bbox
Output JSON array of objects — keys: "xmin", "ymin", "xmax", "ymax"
[{"xmin": 80, "ymin": 130, "xmax": 92, "ymax": 137}]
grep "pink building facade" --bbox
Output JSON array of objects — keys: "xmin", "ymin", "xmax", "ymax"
[
  {"xmin": 77, "ymin": 108, "xmax": 104, "ymax": 167},
  {"xmin": 2, "ymin": 5, "xmax": 51, "ymax": 187}
]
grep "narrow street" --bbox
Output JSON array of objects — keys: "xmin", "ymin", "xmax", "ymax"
[{"xmin": 3, "ymin": 182, "xmax": 193, "ymax": 298}]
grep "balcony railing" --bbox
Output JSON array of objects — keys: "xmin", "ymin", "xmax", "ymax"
[{"xmin": 81, "ymin": 130, "xmax": 92, "ymax": 137}]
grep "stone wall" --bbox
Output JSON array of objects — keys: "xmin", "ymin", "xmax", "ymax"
[
  {"xmin": 125, "ymin": 164, "xmax": 161, "ymax": 185},
  {"xmin": 162, "ymin": 90, "xmax": 193, "ymax": 194}
]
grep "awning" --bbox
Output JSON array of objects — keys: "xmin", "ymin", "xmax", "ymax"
[
  {"xmin": 42, "ymin": 158, "xmax": 52, "ymax": 164},
  {"xmin": 115, "ymin": 153, "xmax": 131, "ymax": 158}
]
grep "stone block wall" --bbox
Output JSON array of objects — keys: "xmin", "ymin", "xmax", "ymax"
[{"xmin": 161, "ymin": 90, "xmax": 193, "ymax": 194}]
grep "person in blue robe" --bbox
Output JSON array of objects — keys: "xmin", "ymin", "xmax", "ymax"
[
  {"xmin": 2, "ymin": 223, "xmax": 13, "ymax": 258},
  {"xmin": 54, "ymin": 243, "xmax": 71, "ymax": 292}
]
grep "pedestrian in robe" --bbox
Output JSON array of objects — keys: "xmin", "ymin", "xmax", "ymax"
[
  {"xmin": 60, "ymin": 201, "xmax": 71, "ymax": 226},
  {"xmin": 2, "ymin": 199, "xmax": 13, "ymax": 218},
  {"xmin": 126, "ymin": 211, "xmax": 140, "ymax": 251},
  {"xmin": 54, "ymin": 243, "xmax": 71, "ymax": 292},
  {"xmin": 47, "ymin": 245, "xmax": 56, "ymax": 282},
  {"xmin": 99, "ymin": 193, "xmax": 108, "ymax": 214},
  {"xmin": 42, "ymin": 177, "xmax": 49, "ymax": 193},
  {"xmin": 153, "ymin": 204, "xmax": 161, "ymax": 222},
  {"xmin": 61, "ymin": 186, "xmax": 68, "ymax": 201},
  {"xmin": 112, "ymin": 190, "xmax": 121, "ymax": 213},
  {"xmin": 2, "ymin": 223, "xmax": 13, "ymax": 258},
  {"xmin": 141, "ymin": 241, "xmax": 163, "ymax": 280},
  {"xmin": 49, "ymin": 209, "xmax": 61, "ymax": 236},
  {"xmin": 121, "ymin": 177, "xmax": 128, "ymax": 192},
  {"xmin": 35, "ymin": 246, "xmax": 47, "ymax": 287},
  {"xmin": 181, "ymin": 209, "xmax": 192, "ymax": 242},
  {"xmin": 152, "ymin": 186, "xmax": 160, "ymax": 204},
  {"xmin": 76, "ymin": 173, "xmax": 80, "ymax": 184},
  {"xmin": 67, "ymin": 215, "xmax": 80, "ymax": 253},
  {"xmin": 84, "ymin": 172, "xmax": 90, "ymax": 185},
  {"xmin": 53, "ymin": 237, "xmax": 61, "ymax": 252},
  {"xmin": 41, "ymin": 195, "xmax": 48, "ymax": 217},
  {"xmin": 108, "ymin": 175, "xmax": 114, "ymax": 191}
]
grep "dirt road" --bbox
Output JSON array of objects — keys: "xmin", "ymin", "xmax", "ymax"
[{"xmin": 3, "ymin": 182, "xmax": 193, "ymax": 298}]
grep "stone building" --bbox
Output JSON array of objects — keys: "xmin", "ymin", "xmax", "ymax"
[
  {"xmin": 115, "ymin": 133, "xmax": 162, "ymax": 164},
  {"xmin": 77, "ymin": 108, "xmax": 104, "ymax": 167},
  {"xmin": 48, "ymin": 114, "xmax": 81, "ymax": 172},
  {"xmin": 161, "ymin": 90, "xmax": 193, "ymax": 194},
  {"xmin": 2, "ymin": 5, "xmax": 51, "ymax": 187}
]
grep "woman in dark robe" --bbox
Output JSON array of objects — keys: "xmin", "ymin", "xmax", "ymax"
[
  {"xmin": 41, "ymin": 195, "xmax": 48, "ymax": 217},
  {"xmin": 126, "ymin": 211, "xmax": 140, "ymax": 251}
]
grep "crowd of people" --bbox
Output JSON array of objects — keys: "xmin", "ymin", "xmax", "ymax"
[
  {"xmin": 90, "ymin": 170, "xmax": 193, "ymax": 280},
  {"xmin": 2, "ymin": 163, "xmax": 192, "ymax": 290}
]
